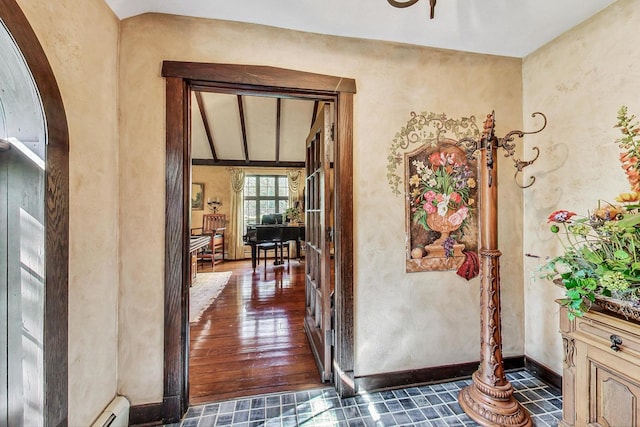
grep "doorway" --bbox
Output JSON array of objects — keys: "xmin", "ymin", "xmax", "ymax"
[
  {"xmin": 187, "ymin": 91, "xmax": 328, "ymax": 403},
  {"xmin": 162, "ymin": 62, "xmax": 356, "ymax": 422}
]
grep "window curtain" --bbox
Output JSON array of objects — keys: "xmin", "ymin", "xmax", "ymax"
[{"xmin": 227, "ymin": 168, "xmax": 246, "ymax": 260}]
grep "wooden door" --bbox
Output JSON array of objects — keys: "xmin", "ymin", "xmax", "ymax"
[{"xmin": 304, "ymin": 103, "xmax": 333, "ymax": 382}]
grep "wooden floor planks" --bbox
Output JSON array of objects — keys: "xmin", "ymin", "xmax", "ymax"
[{"xmin": 188, "ymin": 259, "xmax": 325, "ymax": 404}]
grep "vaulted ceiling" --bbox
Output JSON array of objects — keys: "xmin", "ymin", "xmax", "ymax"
[{"xmin": 190, "ymin": 92, "xmax": 317, "ymax": 167}]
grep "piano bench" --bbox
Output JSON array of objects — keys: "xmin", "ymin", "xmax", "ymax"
[{"xmin": 257, "ymin": 241, "xmax": 290, "ymax": 269}]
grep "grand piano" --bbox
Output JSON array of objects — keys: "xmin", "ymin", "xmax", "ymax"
[{"xmin": 244, "ymin": 223, "xmax": 305, "ymax": 271}]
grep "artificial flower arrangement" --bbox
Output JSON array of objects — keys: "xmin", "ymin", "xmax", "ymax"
[
  {"xmin": 284, "ymin": 205, "xmax": 303, "ymax": 223},
  {"xmin": 541, "ymin": 106, "xmax": 640, "ymax": 319},
  {"xmin": 409, "ymin": 146, "xmax": 476, "ymax": 257}
]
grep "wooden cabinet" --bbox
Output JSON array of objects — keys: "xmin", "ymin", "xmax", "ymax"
[{"xmin": 559, "ymin": 303, "xmax": 640, "ymax": 426}]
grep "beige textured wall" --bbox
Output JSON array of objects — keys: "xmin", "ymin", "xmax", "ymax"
[
  {"xmin": 191, "ymin": 166, "xmax": 231, "ymax": 232},
  {"xmin": 14, "ymin": 0, "xmax": 120, "ymax": 425},
  {"xmin": 523, "ymin": 0, "xmax": 637, "ymax": 374},
  {"xmin": 118, "ymin": 14, "xmax": 524, "ymax": 404}
]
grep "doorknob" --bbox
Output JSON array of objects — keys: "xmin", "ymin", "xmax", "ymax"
[{"xmin": 610, "ymin": 334, "xmax": 623, "ymax": 352}]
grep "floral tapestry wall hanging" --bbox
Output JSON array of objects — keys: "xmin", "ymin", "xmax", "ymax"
[{"xmin": 387, "ymin": 112, "xmax": 480, "ymax": 273}]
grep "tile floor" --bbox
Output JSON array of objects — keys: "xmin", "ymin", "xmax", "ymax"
[{"xmin": 175, "ymin": 370, "xmax": 562, "ymax": 426}]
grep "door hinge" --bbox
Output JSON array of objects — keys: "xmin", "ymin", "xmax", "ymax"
[
  {"xmin": 327, "ymin": 328, "xmax": 336, "ymax": 346},
  {"xmin": 330, "ymin": 123, "xmax": 335, "ymax": 142},
  {"xmin": 326, "ymin": 226, "xmax": 334, "ymax": 242}
]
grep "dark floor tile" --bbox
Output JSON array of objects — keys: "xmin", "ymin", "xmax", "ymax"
[
  {"xmin": 398, "ymin": 397, "xmax": 417, "ymax": 410},
  {"xmin": 384, "ymin": 399, "xmax": 403, "ymax": 413},
  {"xmin": 375, "ymin": 413, "xmax": 396, "ymax": 426},
  {"xmin": 248, "ymin": 408, "xmax": 265, "ymax": 421},
  {"xmin": 370, "ymin": 401, "xmax": 390, "ymax": 414},
  {"xmin": 343, "ymin": 405, "xmax": 361, "ymax": 419},
  {"xmin": 406, "ymin": 408, "xmax": 427, "ymax": 422},
  {"xmin": 202, "ymin": 403, "xmax": 219, "ymax": 416},
  {"xmin": 232, "ymin": 410, "xmax": 249, "ymax": 423},
  {"xmin": 425, "ymin": 394, "xmax": 443, "ymax": 405},
  {"xmin": 179, "ymin": 418, "xmax": 198, "ymax": 427},
  {"xmin": 265, "ymin": 395, "xmax": 281, "ymax": 407},
  {"xmin": 197, "ymin": 415, "xmax": 216, "ymax": 427},
  {"xmin": 265, "ymin": 406, "xmax": 281, "ymax": 418},
  {"xmin": 434, "ymin": 403, "xmax": 455, "ymax": 418},
  {"xmin": 391, "ymin": 411, "xmax": 413, "ymax": 425},
  {"xmin": 183, "ymin": 405, "xmax": 203, "ymax": 418},
  {"xmin": 421, "ymin": 406, "xmax": 441, "ymax": 420},
  {"xmin": 438, "ymin": 392, "xmax": 456, "ymax": 404},
  {"xmin": 215, "ymin": 412, "xmax": 233, "ymax": 426}
]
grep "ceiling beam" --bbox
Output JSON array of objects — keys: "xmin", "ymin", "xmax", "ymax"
[
  {"xmin": 275, "ymin": 98, "xmax": 281, "ymax": 164},
  {"xmin": 237, "ymin": 95, "xmax": 250, "ymax": 163},
  {"xmin": 192, "ymin": 158, "xmax": 304, "ymax": 168},
  {"xmin": 311, "ymin": 100, "xmax": 319, "ymax": 130},
  {"xmin": 194, "ymin": 91, "xmax": 218, "ymax": 161}
]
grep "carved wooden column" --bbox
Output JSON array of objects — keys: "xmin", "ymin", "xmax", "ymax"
[{"xmin": 458, "ymin": 113, "xmax": 534, "ymax": 426}]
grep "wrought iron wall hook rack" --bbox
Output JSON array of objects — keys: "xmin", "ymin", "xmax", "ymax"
[
  {"xmin": 458, "ymin": 110, "xmax": 547, "ymax": 427},
  {"xmin": 456, "ymin": 111, "xmax": 547, "ymax": 188}
]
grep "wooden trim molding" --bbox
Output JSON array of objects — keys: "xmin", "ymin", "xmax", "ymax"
[
  {"xmin": 0, "ymin": 1, "xmax": 70, "ymax": 426},
  {"xmin": 162, "ymin": 62, "xmax": 357, "ymax": 94},
  {"xmin": 355, "ymin": 357, "xmax": 526, "ymax": 392},
  {"xmin": 162, "ymin": 61, "xmax": 356, "ymax": 422},
  {"xmin": 524, "ymin": 356, "xmax": 562, "ymax": 390},
  {"xmin": 129, "ymin": 402, "xmax": 163, "ymax": 427}
]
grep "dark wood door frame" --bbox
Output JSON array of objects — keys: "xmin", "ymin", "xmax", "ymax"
[
  {"xmin": 161, "ymin": 62, "xmax": 356, "ymax": 423},
  {"xmin": 0, "ymin": 1, "xmax": 70, "ymax": 425}
]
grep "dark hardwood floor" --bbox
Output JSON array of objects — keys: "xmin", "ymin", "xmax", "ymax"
[{"xmin": 189, "ymin": 258, "xmax": 324, "ymax": 404}]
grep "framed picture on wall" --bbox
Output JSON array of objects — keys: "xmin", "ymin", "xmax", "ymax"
[{"xmin": 192, "ymin": 182, "xmax": 204, "ymax": 210}]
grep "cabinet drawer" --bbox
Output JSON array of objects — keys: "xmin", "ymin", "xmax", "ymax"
[{"xmin": 575, "ymin": 312, "xmax": 640, "ymax": 360}]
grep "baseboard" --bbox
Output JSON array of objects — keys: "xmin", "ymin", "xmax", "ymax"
[
  {"xmin": 525, "ymin": 356, "xmax": 562, "ymax": 389},
  {"xmin": 355, "ymin": 356, "xmax": 525, "ymax": 392},
  {"xmin": 129, "ymin": 402, "xmax": 163, "ymax": 427}
]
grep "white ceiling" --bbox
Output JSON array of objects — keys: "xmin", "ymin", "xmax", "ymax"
[
  {"xmin": 191, "ymin": 92, "xmax": 316, "ymax": 165},
  {"xmin": 103, "ymin": 0, "xmax": 616, "ymax": 57}
]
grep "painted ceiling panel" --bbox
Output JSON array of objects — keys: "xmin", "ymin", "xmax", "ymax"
[
  {"xmin": 280, "ymin": 99, "xmax": 315, "ymax": 162},
  {"xmin": 203, "ymin": 92, "xmax": 244, "ymax": 160},
  {"xmin": 190, "ymin": 92, "xmax": 211, "ymax": 160},
  {"xmin": 244, "ymin": 96, "xmax": 277, "ymax": 161},
  {"xmin": 192, "ymin": 92, "xmax": 316, "ymax": 164}
]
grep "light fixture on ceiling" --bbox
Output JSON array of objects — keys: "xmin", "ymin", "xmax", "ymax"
[{"xmin": 388, "ymin": 0, "xmax": 437, "ymax": 19}]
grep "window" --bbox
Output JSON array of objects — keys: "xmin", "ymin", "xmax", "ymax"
[{"xmin": 244, "ymin": 175, "xmax": 289, "ymax": 226}]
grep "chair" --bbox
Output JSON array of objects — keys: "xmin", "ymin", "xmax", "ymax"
[{"xmin": 192, "ymin": 213, "xmax": 225, "ymax": 268}]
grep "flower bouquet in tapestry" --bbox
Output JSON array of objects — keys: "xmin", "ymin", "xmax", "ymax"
[
  {"xmin": 541, "ymin": 106, "xmax": 640, "ymax": 319},
  {"xmin": 406, "ymin": 140, "xmax": 478, "ymax": 272}
]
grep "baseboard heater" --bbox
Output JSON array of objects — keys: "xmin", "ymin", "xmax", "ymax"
[{"xmin": 91, "ymin": 396, "xmax": 130, "ymax": 427}]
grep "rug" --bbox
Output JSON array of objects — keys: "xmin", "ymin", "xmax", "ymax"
[{"xmin": 190, "ymin": 271, "xmax": 233, "ymax": 323}]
